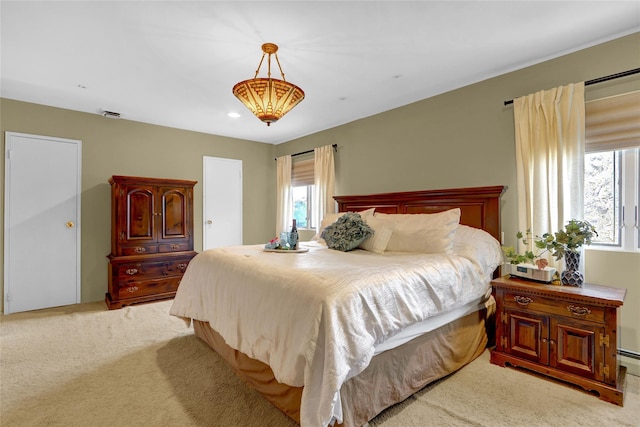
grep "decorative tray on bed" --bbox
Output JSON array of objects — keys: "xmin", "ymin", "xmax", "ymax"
[{"xmin": 263, "ymin": 247, "xmax": 309, "ymax": 253}]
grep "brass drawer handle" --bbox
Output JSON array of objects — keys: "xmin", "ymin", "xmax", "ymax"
[
  {"xmin": 134, "ymin": 247, "xmax": 146, "ymax": 253},
  {"xmin": 125, "ymin": 268, "xmax": 138, "ymax": 275},
  {"xmin": 567, "ymin": 305, "xmax": 591, "ymax": 317},
  {"xmin": 514, "ymin": 295, "xmax": 533, "ymax": 306},
  {"xmin": 177, "ymin": 263, "xmax": 187, "ymax": 271},
  {"xmin": 171, "ymin": 244, "xmax": 180, "ymax": 250},
  {"xmin": 127, "ymin": 286, "xmax": 139, "ymax": 293}
]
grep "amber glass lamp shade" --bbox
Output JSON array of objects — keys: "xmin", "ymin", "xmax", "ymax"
[{"xmin": 232, "ymin": 43, "xmax": 305, "ymax": 126}]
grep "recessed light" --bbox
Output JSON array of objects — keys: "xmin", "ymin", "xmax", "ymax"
[{"xmin": 228, "ymin": 112, "xmax": 241, "ymax": 118}]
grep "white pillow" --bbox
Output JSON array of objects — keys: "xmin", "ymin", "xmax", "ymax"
[
  {"xmin": 453, "ymin": 225, "xmax": 503, "ymax": 277},
  {"xmin": 359, "ymin": 216, "xmax": 393, "ymax": 254},
  {"xmin": 313, "ymin": 208, "xmax": 375, "ymax": 243},
  {"xmin": 374, "ymin": 208, "xmax": 461, "ymax": 253}
]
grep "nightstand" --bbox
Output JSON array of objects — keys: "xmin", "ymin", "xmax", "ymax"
[{"xmin": 490, "ymin": 275, "xmax": 627, "ymax": 406}]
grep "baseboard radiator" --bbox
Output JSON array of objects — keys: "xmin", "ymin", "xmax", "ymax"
[{"xmin": 619, "ymin": 348, "xmax": 640, "ymax": 360}]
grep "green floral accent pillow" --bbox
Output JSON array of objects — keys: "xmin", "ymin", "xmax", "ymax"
[{"xmin": 321, "ymin": 212, "xmax": 374, "ymax": 252}]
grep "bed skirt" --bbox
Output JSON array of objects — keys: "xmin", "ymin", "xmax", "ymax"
[{"xmin": 193, "ymin": 296, "xmax": 495, "ymax": 427}]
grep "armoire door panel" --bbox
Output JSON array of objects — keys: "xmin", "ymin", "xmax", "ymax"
[
  {"xmin": 161, "ymin": 188, "xmax": 188, "ymax": 240},
  {"xmin": 125, "ymin": 187, "xmax": 155, "ymax": 241}
]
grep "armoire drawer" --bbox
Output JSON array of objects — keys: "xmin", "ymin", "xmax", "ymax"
[
  {"xmin": 117, "ymin": 277, "xmax": 182, "ymax": 300},
  {"xmin": 120, "ymin": 244, "xmax": 159, "ymax": 256},
  {"xmin": 158, "ymin": 242, "xmax": 192, "ymax": 253},
  {"xmin": 116, "ymin": 259, "xmax": 191, "ymax": 280}
]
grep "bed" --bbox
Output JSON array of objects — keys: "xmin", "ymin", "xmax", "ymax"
[{"xmin": 170, "ymin": 185, "xmax": 506, "ymax": 427}]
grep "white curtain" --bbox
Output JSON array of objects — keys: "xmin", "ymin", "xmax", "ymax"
[
  {"xmin": 313, "ymin": 145, "xmax": 336, "ymax": 235},
  {"xmin": 514, "ymin": 82, "xmax": 585, "ymax": 269},
  {"xmin": 276, "ymin": 155, "xmax": 292, "ymax": 235}
]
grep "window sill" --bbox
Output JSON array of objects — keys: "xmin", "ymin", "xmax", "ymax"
[{"xmin": 585, "ymin": 247, "xmax": 640, "ymax": 256}]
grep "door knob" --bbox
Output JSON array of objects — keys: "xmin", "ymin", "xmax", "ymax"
[
  {"xmin": 207, "ymin": 220, "xmax": 213, "ymax": 224},
  {"xmin": 66, "ymin": 221, "xmax": 75, "ymax": 228}
]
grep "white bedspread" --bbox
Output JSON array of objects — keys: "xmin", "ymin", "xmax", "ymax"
[{"xmin": 170, "ymin": 231, "xmax": 501, "ymax": 427}]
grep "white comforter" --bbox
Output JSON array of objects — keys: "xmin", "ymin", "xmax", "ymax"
[{"xmin": 170, "ymin": 228, "xmax": 501, "ymax": 427}]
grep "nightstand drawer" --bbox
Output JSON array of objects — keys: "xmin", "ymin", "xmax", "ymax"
[{"xmin": 504, "ymin": 291, "xmax": 605, "ymax": 323}]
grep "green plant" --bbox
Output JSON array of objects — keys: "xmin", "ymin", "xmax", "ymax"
[{"xmin": 502, "ymin": 219, "xmax": 598, "ymax": 267}]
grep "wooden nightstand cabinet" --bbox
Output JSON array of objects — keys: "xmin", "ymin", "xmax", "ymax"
[{"xmin": 490, "ymin": 276, "xmax": 626, "ymax": 406}]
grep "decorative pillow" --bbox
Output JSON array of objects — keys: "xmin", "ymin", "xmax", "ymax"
[
  {"xmin": 313, "ymin": 208, "xmax": 375, "ymax": 243},
  {"xmin": 321, "ymin": 212, "xmax": 374, "ymax": 252},
  {"xmin": 359, "ymin": 216, "xmax": 393, "ymax": 254},
  {"xmin": 374, "ymin": 208, "xmax": 461, "ymax": 253}
]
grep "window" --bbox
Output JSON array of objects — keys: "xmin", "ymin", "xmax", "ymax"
[
  {"xmin": 585, "ymin": 148, "xmax": 639, "ymax": 250},
  {"xmin": 583, "ymin": 91, "xmax": 640, "ymax": 252},
  {"xmin": 291, "ymin": 158, "xmax": 315, "ymax": 230},
  {"xmin": 292, "ymin": 185, "xmax": 314, "ymax": 229}
]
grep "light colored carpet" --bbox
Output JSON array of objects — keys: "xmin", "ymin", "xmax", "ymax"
[{"xmin": 1, "ymin": 300, "xmax": 638, "ymax": 427}]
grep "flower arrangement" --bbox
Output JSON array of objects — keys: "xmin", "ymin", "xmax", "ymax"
[
  {"xmin": 265, "ymin": 236, "xmax": 288, "ymax": 250},
  {"xmin": 502, "ymin": 219, "xmax": 598, "ymax": 269}
]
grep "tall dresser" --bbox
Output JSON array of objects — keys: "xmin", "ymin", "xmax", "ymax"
[{"xmin": 106, "ymin": 175, "xmax": 197, "ymax": 309}]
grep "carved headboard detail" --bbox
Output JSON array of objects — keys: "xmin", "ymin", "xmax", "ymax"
[{"xmin": 334, "ymin": 185, "xmax": 507, "ymax": 243}]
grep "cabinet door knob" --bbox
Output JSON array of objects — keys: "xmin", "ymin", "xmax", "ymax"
[
  {"xmin": 125, "ymin": 268, "xmax": 138, "ymax": 275},
  {"xmin": 207, "ymin": 220, "xmax": 213, "ymax": 224}
]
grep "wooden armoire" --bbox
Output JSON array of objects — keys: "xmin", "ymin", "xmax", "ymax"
[{"xmin": 106, "ymin": 175, "xmax": 197, "ymax": 309}]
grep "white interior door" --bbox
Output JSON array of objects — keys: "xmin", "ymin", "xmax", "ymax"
[
  {"xmin": 203, "ymin": 156, "xmax": 242, "ymax": 250},
  {"xmin": 4, "ymin": 132, "xmax": 81, "ymax": 314}
]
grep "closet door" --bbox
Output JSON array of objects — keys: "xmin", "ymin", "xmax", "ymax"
[
  {"xmin": 203, "ymin": 156, "xmax": 242, "ymax": 250},
  {"xmin": 4, "ymin": 132, "xmax": 81, "ymax": 313}
]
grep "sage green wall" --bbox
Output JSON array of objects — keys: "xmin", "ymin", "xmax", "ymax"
[
  {"xmin": 0, "ymin": 99, "xmax": 276, "ymax": 304},
  {"xmin": 276, "ymin": 33, "xmax": 640, "ymax": 372},
  {"xmin": 1, "ymin": 33, "xmax": 639, "ymax": 372},
  {"xmin": 276, "ymin": 33, "xmax": 640, "ymax": 243}
]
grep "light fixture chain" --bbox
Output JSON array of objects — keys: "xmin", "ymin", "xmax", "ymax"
[
  {"xmin": 254, "ymin": 52, "xmax": 267, "ymax": 79},
  {"xmin": 274, "ymin": 53, "xmax": 286, "ymax": 81}
]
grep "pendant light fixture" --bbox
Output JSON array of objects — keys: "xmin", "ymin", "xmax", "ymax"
[{"xmin": 232, "ymin": 43, "xmax": 305, "ymax": 126}]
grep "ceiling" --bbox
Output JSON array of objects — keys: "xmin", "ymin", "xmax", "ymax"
[{"xmin": 1, "ymin": 1, "xmax": 639, "ymax": 145}]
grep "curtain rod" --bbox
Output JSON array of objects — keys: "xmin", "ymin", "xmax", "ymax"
[
  {"xmin": 275, "ymin": 143, "xmax": 337, "ymax": 161},
  {"xmin": 503, "ymin": 68, "xmax": 640, "ymax": 106}
]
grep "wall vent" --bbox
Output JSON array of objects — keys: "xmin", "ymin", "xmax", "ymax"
[{"xmin": 101, "ymin": 110, "xmax": 121, "ymax": 119}]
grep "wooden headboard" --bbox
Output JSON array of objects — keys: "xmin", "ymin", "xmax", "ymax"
[{"xmin": 334, "ymin": 185, "xmax": 507, "ymax": 243}]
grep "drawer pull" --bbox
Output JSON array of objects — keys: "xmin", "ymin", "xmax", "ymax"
[
  {"xmin": 125, "ymin": 268, "xmax": 138, "ymax": 275},
  {"xmin": 171, "ymin": 244, "xmax": 180, "ymax": 250},
  {"xmin": 567, "ymin": 305, "xmax": 591, "ymax": 317},
  {"xmin": 178, "ymin": 263, "xmax": 187, "ymax": 271},
  {"xmin": 127, "ymin": 286, "xmax": 139, "ymax": 293},
  {"xmin": 514, "ymin": 295, "xmax": 533, "ymax": 306},
  {"xmin": 134, "ymin": 247, "xmax": 146, "ymax": 253}
]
